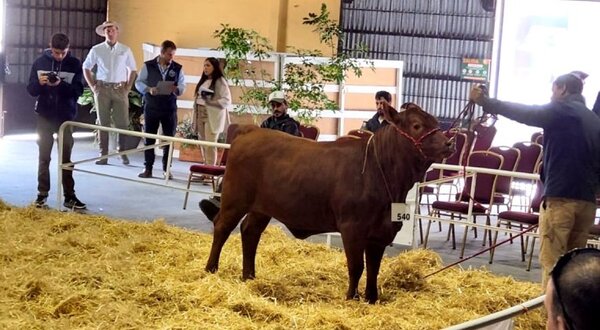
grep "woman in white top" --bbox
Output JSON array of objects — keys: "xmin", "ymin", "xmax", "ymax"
[{"xmin": 193, "ymin": 57, "xmax": 232, "ymax": 166}]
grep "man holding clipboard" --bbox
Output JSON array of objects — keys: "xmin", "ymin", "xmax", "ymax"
[{"xmin": 135, "ymin": 40, "xmax": 186, "ymax": 179}]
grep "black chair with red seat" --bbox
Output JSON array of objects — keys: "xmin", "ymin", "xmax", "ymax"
[
  {"xmin": 488, "ymin": 146, "xmax": 521, "ymax": 212},
  {"xmin": 424, "ymin": 150, "xmax": 504, "ymax": 258},
  {"xmin": 299, "ymin": 124, "xmax": 320, "ymax": 141},
  {"xmin": 182, "ymin": 124, "xmax": 239, "ymax": 209},
  {"xmin": 489, "ymin": 165, "xmax": 543, "ymax": 271}
]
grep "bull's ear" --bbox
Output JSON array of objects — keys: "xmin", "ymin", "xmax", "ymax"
[{"xmin": 381, "ymin": 100, "xmax": 402, "ymax": 125}]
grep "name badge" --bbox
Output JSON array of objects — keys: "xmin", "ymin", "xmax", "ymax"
[{"xmin": 391, "ymin": 203, "xmax": 410, "ymax": 223}]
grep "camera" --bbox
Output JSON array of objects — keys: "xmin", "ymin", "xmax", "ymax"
[{"xmin": 45, "ymin": 71, "xmax": 60, "ymax": 83}]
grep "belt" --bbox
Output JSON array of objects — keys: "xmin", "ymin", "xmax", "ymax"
[{"xmin": 97, "ymin": 81, "xmax": 126, "ymax": 88}]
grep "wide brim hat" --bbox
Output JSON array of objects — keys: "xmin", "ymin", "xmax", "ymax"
[{"xmin": 95, "ymin": 21, "xmax": 120, "ymax": 37}]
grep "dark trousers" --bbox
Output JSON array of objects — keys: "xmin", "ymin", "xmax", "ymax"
[
  {"xmin": 143, "ymin": 110, "xmax": 177, "ymax": 171},
  {"xmin": 36, "ymin": 115, "xmax": 75, "ymax": 197}
]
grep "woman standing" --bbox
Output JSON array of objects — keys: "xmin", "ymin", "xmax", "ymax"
[{"xmin": 193, "ymin": 57, "xmax": 231, "ymax": 166}]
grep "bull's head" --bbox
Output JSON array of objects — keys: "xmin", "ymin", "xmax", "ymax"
[{"xmin": 382, "ymin": 102, "xmax": 455, "ymax": 162}]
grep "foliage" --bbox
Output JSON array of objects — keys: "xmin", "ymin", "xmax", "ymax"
[
  {"xmin": 213, "ymin": 3, "xmax": 372, "ymax": 125},
  {"xmin": 77, "ymin": 87, "xmax": 144, "ymax": 132},
  {"xmin": 213, "ymin": 24, "xmax": 273, "ymax": 122},
  {"xmin": 175, "ymin": 118, "xmax": 199, "ymax": 148}
]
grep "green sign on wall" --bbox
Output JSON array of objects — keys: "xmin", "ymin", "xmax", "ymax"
[{"xmin": 461, "ymin": 58, "xmax": 491, "ymax": 81}]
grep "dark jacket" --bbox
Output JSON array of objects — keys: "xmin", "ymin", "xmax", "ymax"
[
  {"xmin": 142, "ymin": 57, "xmax": 182, "ymax": 114},
  {"xmin": 260, "ymin": 114, "xmax": 301, "ymax": 137},
  {"xmin": 26, "ymin": 49, "xmax": 83, "ymax": 122},
  {"xmin": 592, "ymin": 91, "xmax": 600, "ymax": 118},
  {"xmin": 482, "ymin": 94, "xmax": 600, "ymax": 203},
  {"xmin": 365, "ymin": 112, "xmax": 388, "ymax": 132}
]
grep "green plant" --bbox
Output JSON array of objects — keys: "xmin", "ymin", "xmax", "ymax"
[
  {"xmin": 213, "ymin": 24, "xmax": 273, "ymax": 122},
  {"xmin": 77, "ymin": 87, "xmax": 144, "ymax": 131},
  {"xmin": 213, "ymin": 3, "xmax": 372, "ymax": 125},
  {"xmin": 175, "ymin": 118, "xmax": 199, "ymax": 148}
]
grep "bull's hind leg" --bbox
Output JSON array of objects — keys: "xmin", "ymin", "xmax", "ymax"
[
  {"xmin": 365, "ymin": 242, "xmax": 386, "ymax": 303},
  {"xmin": 340, "ymin": 230, "xmax": 367, "ymax": 301},
  {"xmin": 240, "ymin": 212, "xmax": 271, "ymax": 280},
  {"xmin": 205, "ymin": 207, "xmax": 247, "ymax": 273}
]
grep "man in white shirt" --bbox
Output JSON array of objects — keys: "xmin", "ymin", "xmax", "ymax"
[{"xmin": 83, "ymin": 21, "xmax": 137, "ymax": 165}]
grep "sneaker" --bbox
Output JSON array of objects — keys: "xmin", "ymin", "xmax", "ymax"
[
  {"xmin": 138, "ymin": 168, "xmax": 153, "ymax": 178},
  {"xmin": 121, "ymin": 155, "xmax": 130, "ymax": 165},
  {"xmin": 199, "ymin": 197, "xmax": 221, "ymax": 222},
  {"xmin": 95, "ymin": 158, "xmax": 108, "ymax": 165},
  {"xmin": 63, "ymin": 195, "xmax": 87, "ymax": 210},
  {"xmin": 34, "ymin": 195, "xmax": 48, "ymax": 208}
]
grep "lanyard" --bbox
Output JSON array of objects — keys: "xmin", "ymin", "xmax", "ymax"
[{"xmin": 157, "ymin": 59, "xmax": 171, "ymax": 80}]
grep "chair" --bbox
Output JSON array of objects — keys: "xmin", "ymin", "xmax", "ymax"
[
  {"xmin": 182, "ymin": 124, "xmax": 239, "ymax": 209},
  {"xmin": 488, "ymin": 146, "xmax": 521, "ymax": 212},
  {"xmin": 472, "ymin": 124, "xmax": 497, "ymax": 151},
  {"xmin": 424, "ymin": 150, "xmax": 504, "ymax": 258},
  {"xmin": 531, "ymin": 131, "xmax": 543, "ymax": 145},
  {"xmin": 510, "ymin": 142, "xmax": 543, "ymax": 210},
  {"xmin": 489, "ymin": 165, "xmax": 543, "ymax": 271},
  {"xmin": 299, "ymin": 124, "xmax": 320, "ymax": 141},
  {"xmin": 347, "ymin": 129, "xmax": 373, "ymax": 139}
]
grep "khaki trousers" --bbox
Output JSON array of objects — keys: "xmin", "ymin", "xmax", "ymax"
[
  {"xmin": 94, "ymin": 84, "xmax": 130, "ymax": 155},
  {"xmin": 539, "ymin": 197, "xmax": 596, "ymax": 287},
  {"xmin": 193, "ymin": 105, "xmax": 220, "ymax": 165}
]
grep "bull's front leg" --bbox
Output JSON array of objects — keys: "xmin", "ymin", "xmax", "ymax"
[
  {"xmin": 340, "ymin": 231, "xmax": 367, "ymax": 300},
  {"xmin": 205, "ymin": 209, "xmax": 246, "ymax": 273},
  {"xmin": 240, "ymin": 212, "xmax": 271, "ymax": 280},
  {"xmin": 365, "ymin": 242, "xmax": 386, "ymax": 303}
]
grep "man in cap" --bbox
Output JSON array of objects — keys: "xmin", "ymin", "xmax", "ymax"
[
  {"xmin": 83, "ymin": 21, "xmax": 137, "ymax": 165},
  {"xmin": 199, "ymin": 90, "xmax": 301, "ymax": 221},
  {"xmin": 260, "ymin": 90, "xmax": 301, "ymax": 137}
]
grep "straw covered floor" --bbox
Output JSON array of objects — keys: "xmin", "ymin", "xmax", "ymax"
[{"xmin": 0, "ymin": 200, "xmax": 544, "ymax": 329}]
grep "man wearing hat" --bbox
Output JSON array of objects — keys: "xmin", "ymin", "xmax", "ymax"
[
  {"xmin": 260, "ymin": 90, "xmax": 301, "ymax": 137},
  {"xmin": 83, "ymin": 21, "xmax": 137, "ymax": 165}
]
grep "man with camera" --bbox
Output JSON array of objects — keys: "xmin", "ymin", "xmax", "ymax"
[{"xmin": 26, "ymin": 33, "xmax": 86, "ymax": 209}]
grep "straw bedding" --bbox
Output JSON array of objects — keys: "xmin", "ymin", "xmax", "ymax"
[{"xmin": 0, "ymin": 200, "xmax": 544, "ymax": 329}]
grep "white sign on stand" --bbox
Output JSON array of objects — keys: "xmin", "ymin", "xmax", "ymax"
[{"xmin": 391, "ymin": 184, "xmax": 418, "ymax": 247}]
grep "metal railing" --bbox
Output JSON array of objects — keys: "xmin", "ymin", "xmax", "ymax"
[
  {"xmin": 56, "ymin": 121, "xmax": 230, "ymax": 209},
  {"xmin": 444, "ymin": 295, "xmax": 545, "ymax": 329}
]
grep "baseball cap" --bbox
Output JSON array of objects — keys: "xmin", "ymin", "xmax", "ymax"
[{"xmin": 268, "ymin": 90, "xmax": 286, "ymax": 104}]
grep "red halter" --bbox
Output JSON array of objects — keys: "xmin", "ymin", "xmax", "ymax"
[{"xmin": 394, "ymin": 126, "xmax": 441, "ymax": 158}]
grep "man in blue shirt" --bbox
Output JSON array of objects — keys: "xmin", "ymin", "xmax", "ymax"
[
  {"xmin": 470, "ymin": 72, "xmax": 600, "ymax": 286},
  {"xmin": 135, "ymin": 40, "xmax": 186, "ymax": 179}
]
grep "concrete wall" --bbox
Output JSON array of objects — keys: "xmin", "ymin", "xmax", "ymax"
[{"xmin": 107, "ymin": 0, "xmax": 340, "ymax": 68}]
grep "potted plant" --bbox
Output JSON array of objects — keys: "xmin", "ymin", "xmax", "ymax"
[
  {"xmin": 77, "ymin": 87, "xmax": 144, "ymax": 150},
  {"xmin": 175, "ymin": 118, "xmax": 203, "ymax": 162}
]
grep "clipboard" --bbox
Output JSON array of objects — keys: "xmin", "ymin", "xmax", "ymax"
[{"xmin": 156, "ymin": 81, "xmax": 175, "ymax": 95}]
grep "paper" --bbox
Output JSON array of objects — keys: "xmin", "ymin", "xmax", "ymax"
[
  {"xmin": 198, "ymin": 86, "xmax": 214, "ymax": 94},
  {"xmin": 156, "ymin": 80, "xmax": 175, "ymax": 95}
]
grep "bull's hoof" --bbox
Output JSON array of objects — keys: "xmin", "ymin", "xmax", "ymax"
[
  {"xmin": 345, "ymin": 292, "xmax": 360, "ymax": 301},
  {"xmin": 365, "ymin": 290, "xmax": 378, "ymax": 304},
  {"xmin": 242, "ymin": 273, "xmax": 256, "ymax": 281},
  {"xmin": 205, "ymin": 265, "xmax": 218, "ymax": 273}
]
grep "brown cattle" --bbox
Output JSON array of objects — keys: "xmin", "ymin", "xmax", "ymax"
[{"xmin": 205, "ymin": 103, "xmax": 454, "ymax": 303}]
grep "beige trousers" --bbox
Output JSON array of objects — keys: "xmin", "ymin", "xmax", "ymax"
[
  {"xmin": 193, "ymin": 105, "xmax": 220, "ymax": 165},
  {"xmin": 539, "ymin": 197, "xmax": 596, "ymax": 287},
  {"xmin": 94, "ymin": 84, "xmax": 130, "ymax": 155}
]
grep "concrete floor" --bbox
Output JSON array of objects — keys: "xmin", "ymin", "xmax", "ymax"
[{"xmin": 0, "ymin": 133, "xmax": 542, "ymax": 284}]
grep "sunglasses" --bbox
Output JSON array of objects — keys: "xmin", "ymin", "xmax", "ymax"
[{"xmin": 550, "ymin": 247, "xmax": 600, "ymax": 330}]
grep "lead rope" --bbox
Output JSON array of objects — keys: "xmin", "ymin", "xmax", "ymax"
[{"xmin": 372, "ymin": 136, "xmax": 395, "ymax": 203}]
